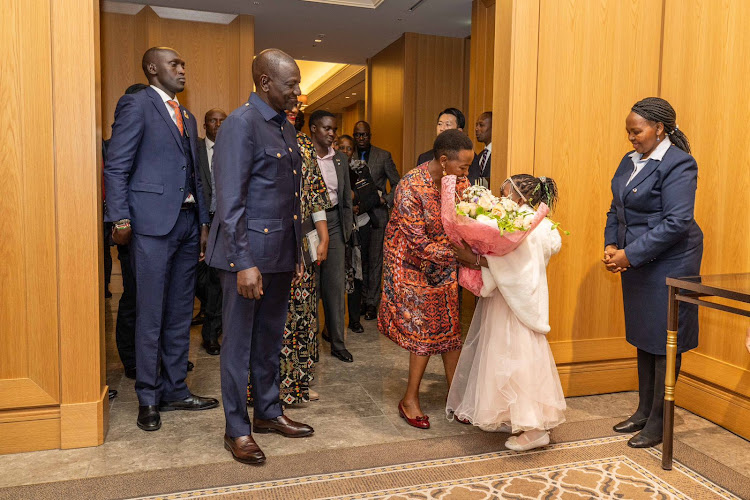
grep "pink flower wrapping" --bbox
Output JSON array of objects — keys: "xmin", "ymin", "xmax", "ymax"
[{"xmin": 441, "ymin": 175, "xmax": 549, "ymax": 296}]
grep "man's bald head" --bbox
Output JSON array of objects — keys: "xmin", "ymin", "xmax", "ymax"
[
  {"xmin": 252, "ymin": 49, "xmax": 297, "ymax": 87},
  {"xmin": 251, "ymin": 49, "xmax": 301, "ymax": 114}
]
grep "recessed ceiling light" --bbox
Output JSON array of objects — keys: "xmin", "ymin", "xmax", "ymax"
[
  {"xmin": 253, "ymin": 1, "xmax": 260, "ymax": 5},
  {"xmin": 345, "ymin": 96, "xmax": 350, "ymax": 99},
  {"xmin": 314, "ymin": 39, "xmax": 323, "ymax": 43},
  {"xmin": 351, "ymin": 92, "xmax": 357, "ymax": 95}
]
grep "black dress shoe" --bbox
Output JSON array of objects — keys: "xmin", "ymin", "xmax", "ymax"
[
  {"xmin": 613, "ymin": 418, "xmax": 648, "ymax": 433},
  {"xmin": 203, "ymin": 340, "xmax": 221, "ymax": 355},
  {"xmin": 159, "ymin": 394, "xmax": 219, "ymax": 412},
  {"xmin": 187, "ymin": 360, "xmax": 194, "ymax": 371},
  {"xmin": 124, "ymin": 367, "xmax": 136, "ymax": 379},
  {"xmin": 108, "ymin": 389, "xmax": 118, "ymax": 400},
  {"xmin": 364, "ymin": 307, "xmax": 377, "ymax": 321},
  {"xmin": 191, "ymin": 311, "xmax": 206, "ymax": 326},
  {"xmin": 137, "ymin": 405, "xmax": 161, "ymax": 431},
  {"xmin": 627, "ymin": 432, "xmax": 662, "ymax": 448},
  {"xmin": 332, "ymin": 349, "xmax": 353, "ymax": 363},
  {"xmin": 348, "ymin": 322, "xmax": 364, "ymax": 333}
]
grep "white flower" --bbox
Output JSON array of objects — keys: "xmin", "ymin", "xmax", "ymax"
[
  {"xmin": 457, "ymin": 201, "xmax": 478, "ymax": 217},
  {"xmin": 476, "ymin": 214, "xmax": 499, "ymax": 229},
  {"xmin": 514, "ymin": 211, "xmax": 534, "ymax": 230},
  {"xmin": 477, "ymin": 194, "xmax": 495, "ymax": 211},
  {"xmin": 499, "ymin": 197, "xmax": 519, "ymax": 212},
  {"xmin": 490, "ymin": 205, "xmax": 506, "ymax": 219}
]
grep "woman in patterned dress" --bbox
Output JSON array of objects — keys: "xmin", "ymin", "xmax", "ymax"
[
  {"xmin": 378, "ymin": 130, "xmax": 478, "ymax": 429},
  {"xmin": 248, "ymin": 109, "xmax": 331, "ymax": 406}
]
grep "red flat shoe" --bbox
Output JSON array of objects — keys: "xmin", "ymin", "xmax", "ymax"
[
  {"xmin": 455, "ymin": 416, "xmax": 471, "ymax": 425},
  {"xmin": 398, "ymin": 401, "xmax": 430, "ymax": 429}
]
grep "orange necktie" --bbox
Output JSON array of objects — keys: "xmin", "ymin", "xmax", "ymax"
[{"xmin": 166, "ymin": 100, "xmax": 184, "ymax": 136}]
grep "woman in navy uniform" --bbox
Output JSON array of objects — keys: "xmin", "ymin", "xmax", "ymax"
[{"xmin": 603, "ymin": 97, "xmax": 703, "ymax": 448}]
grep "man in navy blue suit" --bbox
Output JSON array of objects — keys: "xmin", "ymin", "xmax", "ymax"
[
  {"xmin": 104, "ymin": 47, "xmax": 219, "ymax": 432},
  {"xmin": 205, "ymin": 49, "xmax": 313, "ymax": 465}
]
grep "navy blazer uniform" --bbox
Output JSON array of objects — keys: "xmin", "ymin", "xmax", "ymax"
[
  {"xmin": 205, "ymin": 92, "xmax": 302, "ymax": 438},
  {"xmin": 605, "ymin": 143, "xmax": 703, "ymax": 354},
  {"xmin": 104, "ymin": 87, "xmax": 209, "ymax": 406}
]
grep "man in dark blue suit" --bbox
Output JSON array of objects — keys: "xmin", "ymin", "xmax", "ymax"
[
  {"xmin": 206, "ymin": 49, "xmax": 313, "ymax": 466},
  {"xmin": 104, "ymin": 47, "xmax": 219, "ymax": 432}
]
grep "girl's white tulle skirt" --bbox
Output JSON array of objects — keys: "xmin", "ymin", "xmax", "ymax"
[{"xmin": 446, "ymin": 294, "xmax": 566, "ymax": 433}]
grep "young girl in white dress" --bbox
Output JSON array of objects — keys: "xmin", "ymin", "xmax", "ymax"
[{"xmin": 446, "ymin": 174, "xmax": 566, "ymax": 452}]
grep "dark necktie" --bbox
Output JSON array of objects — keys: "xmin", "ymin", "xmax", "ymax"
[{"xmin": 479, "ymin": 148, "xmax": 489, "ymax": 176}]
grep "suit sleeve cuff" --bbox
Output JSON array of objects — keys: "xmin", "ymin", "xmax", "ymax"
[{"xmin": 226, "ymin": 253, "xmax": 255, "ymax": 272}]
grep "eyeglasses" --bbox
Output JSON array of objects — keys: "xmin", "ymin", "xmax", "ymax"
[{"xmin": 353, "ymin": 132, "xmax": 370, "ymax": 138}]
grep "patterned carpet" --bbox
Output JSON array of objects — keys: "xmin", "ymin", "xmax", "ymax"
[
  {"xmin": 3, "ymin": 419, "xmax": 748, "ymax": 500},
  {"xmin": 132, "ymin": 436, "xmax": 740, "ymax": 499}
]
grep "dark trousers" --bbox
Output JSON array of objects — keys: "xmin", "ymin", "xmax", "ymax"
[
  {"xmin": 116, "ymin": 243, "xmax": 137, "ymax": 372},
  {"xmin": 365, "ymin": 206, "xmax": 388, "ymax": 310},
  {"xmin": 319, "ymin": 209, "xmax": 347, "ymax": 352},
  {"xmin": 200, "ymin": 261, "xmax": 223, "ymax": 344},
  {"xmin": 220, "ymin": 269, "xmax": 292, "ymax": 438},
  {"xmin": 347, "ymin": 221, "xmax": 371, "ymax": 324},
  {"xmin": 131, "ymin": 209, "xmax": 199, "ymax": 406},
  {"xmin": 634, "ymin": 348, "xmax": 682, "ymax": 438}
]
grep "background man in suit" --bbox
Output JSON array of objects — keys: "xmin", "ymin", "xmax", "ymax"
[
  {"xmin": 352, "ymin": 121, "xmax": 400, "ymax": 321},
  {"xmin": 206, "ymin": 49, "xmax": 313, "ymax": 466},
  {"xmin": 196, "ymin": 108, "xmax": 227, "ymax": 355},
  {"xmin": 415, "ymin": 108, "xmax": 466, "ymax": 166},
  {"xmin": 468, "ymin": 111, "xmax": 492, "ymax": 187},
  {"xmin": 105, "ymin": 47, "xmax": 219, "ymax": 432},
  {"xmin": 310, "ymin": 110, "xmax": 354, "ymax": 363}
]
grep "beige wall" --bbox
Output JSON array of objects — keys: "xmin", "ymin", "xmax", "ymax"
[
  {"xmin": 368, "ymin": 33, "xmax": 469, "ymax": 174},
  {"xmin": 101, "ymin": 7, "xmax": 254, "ymax": 139},
  {"xmin": 490, "ymin": 0, "xmax": 750, "ymax": 437},
  {"xmin": 1, "ymin": 0, "xmax": 106, "ymax": 454},
  {"xmin": 468, "ymin": 0, "xmax": 495, "ymax": 152}
]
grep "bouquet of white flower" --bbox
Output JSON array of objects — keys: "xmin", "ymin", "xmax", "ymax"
[{"xmin": 442, "ymin": 177, "xmax": 549, "ymax": 295}]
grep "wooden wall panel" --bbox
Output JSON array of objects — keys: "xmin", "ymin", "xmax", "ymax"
[
  {"xmin": 404, "ymin": 33, "xmax": 469, "ymax": 172},
  {"xmin": 341, "ymin": 100, "xmax": 366, "ymax": 140},
  {"xmin": 0, "ymin": 0, "xmax": 60, "ymax": 410},
  {"xmin": 367, "ymin": 36, "xmax": 405, "ymax": 173},
  {"xmin": 1, "ymin": 0, "xmax": 106, "ymax": 453},
  {"xmin": 368, "ymin": 33, "xmax": 469, "ymax": 175},
  {"xmin": 534, "ymin": 0, "xmax": 662, "ymax": 366},
  {"xmin": 101, "ymin": 9, "xmax": 255, "ymax": 139},
  {"xmin": 660, "ymin": 0, "xmax": 750, "ymax": 434},
  {"xmin": 469, "ymin": 0, "xmax": 495, "ymax": 153}
]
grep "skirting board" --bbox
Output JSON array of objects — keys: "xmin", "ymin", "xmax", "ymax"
[
  {"xmin": 557, "ymin": 359, "xmax": 638, "ymax": 397},
  {"xmin": 677, "ymin": 373, "xmax": 750, "ymax": 440}
]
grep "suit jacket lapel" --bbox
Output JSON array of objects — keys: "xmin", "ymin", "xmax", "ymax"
[
  {"xmin": 334, "ymin": 155, "xmax": 345, "ymax": 200},
  {"xmin": 623, "ymin": 158, "xmax": 659, "ymax": 199},
  {"xmin": 147, "ymin": 88, "xmax": 185, "ymax": 154}
]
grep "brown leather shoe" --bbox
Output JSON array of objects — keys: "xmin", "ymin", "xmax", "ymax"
[
  {"xmin": 223, "ymin": 434, "xmax": 266, "ymax": 465},
  {"xmin": 253, "ymin": 415, "xmax": 314, "ymax": 438}
]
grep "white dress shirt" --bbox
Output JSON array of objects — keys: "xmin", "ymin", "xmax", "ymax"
[
  {"xmin": 150, "ymin": 85, "xmax": 180, "ymax": 127},
  {"xmin": 627, "ymin": 137, "xmax": 671, "ymax": 185},
  {"xmin": 480, "ymin": 142, "xmax": 493, "ymax": 172}
]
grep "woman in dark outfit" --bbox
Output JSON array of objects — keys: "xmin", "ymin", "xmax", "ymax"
[{"xmin": 603, "ymin": 97, "xmax": 703, "ymax": 448}]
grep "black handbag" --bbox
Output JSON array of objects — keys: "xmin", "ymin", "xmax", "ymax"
[{"xmin": 351, "ymin": 163, "xmax": 380, "ymax": 214}]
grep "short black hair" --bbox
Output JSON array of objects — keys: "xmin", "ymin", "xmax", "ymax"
[
  {"xmin": 309, "ymin": 110, "xmax": 335, "ymax": 129},
  {"xmin": 338, "ymin": 134, "xmax": 354, "ymax": 143},
  {"xmin": 437, "ymin": 108, "xmax": 465, "ymax": 129},
  {"xmin": 433, "ymin": 129, "xmax": 473, "ymax": 160},
  {"xmin": 125, "ymin": 83, "xmax": 148, "ymax": 95},
  {"xmin": 479, "ymin": 111, "xmax": 492, "ymax": 121}
]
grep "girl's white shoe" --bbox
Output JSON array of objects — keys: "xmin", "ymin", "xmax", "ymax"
[{"xmin": 504, "ymin": 430, "xmax": 550, "ymax": 451}]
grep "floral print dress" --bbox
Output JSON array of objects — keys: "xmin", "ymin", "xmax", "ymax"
[{"xmin": 378, "ymin": 164, "xmax": 469, "ymax": 355}]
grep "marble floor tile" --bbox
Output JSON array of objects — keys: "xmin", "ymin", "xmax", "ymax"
[{"xmin": 0, "ymin": 447, "xmax": 96, "ymax": 488}]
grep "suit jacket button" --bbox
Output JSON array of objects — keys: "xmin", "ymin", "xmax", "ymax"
[
  {"xmin": 294, "ymin": 215, "xmax": 298, "ymax": 220},
  {"xmin": 632, "ymin": 188, "xmax": 637, "ymax": 193},
  {"xmin": 276, "ymin": 153, "xmax": 281, "ymax": 158},
  {"xmin": 288, "ymin": 148, "xmax": 293, "ymax": 152},
  {"xmin": 264, "ymin": 228, "xmax": 269, "ymax": 233},
  {"xmin": 182, "ymin": 166, "xmax": 186, "ymax": 170},
  {"xmin": 295, "ymin": 192, "xmax": 299, "ymax": 197},
  {"xmin": 293, "ymin": 170, "xmax": 297, "ymax": 175},
  {"xmin": 229, "ymin": 263, "xmax": 235, "ymax": 268},
  {"xmin": 180, "ymin": 187, "xmax": 184, "ymax": 192}
]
